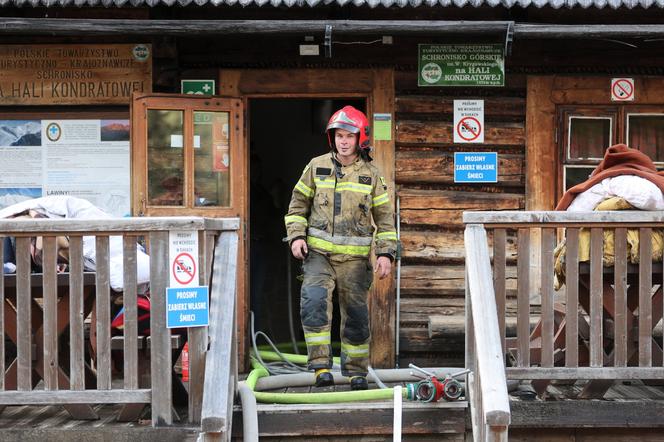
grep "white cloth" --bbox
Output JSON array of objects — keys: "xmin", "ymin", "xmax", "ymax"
[
  {"xmin": 567, "ymin": 175, "xmax": 664, "ymax": 212},
  {"xmin": 0, "ymin": 196, "xmax": 150, "ymax": 292}
]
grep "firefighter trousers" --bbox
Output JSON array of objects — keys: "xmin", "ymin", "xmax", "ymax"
[{"xmin": 300, "ymin": 250, "xmax": 373, "ymax": 377}]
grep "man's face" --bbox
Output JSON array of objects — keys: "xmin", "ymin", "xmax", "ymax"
[{"xmin": 335, "ymin": 128, "xmax": 358, "ymax": 161}]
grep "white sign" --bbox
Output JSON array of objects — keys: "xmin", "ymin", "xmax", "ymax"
[
  {"xmin": 611, "ymin": 78, "xmax": 635, "ymax": 102},
  {"xmin": 454, "ymin": 100, "xmax": 484, "ymax": 143},
  {"xmin": 0, "ymin": 119, "xmax": 131, "ymax": 216},
  {"xmin": 169, "ymin": 230, "xmax": 200, "ymax": 288}
]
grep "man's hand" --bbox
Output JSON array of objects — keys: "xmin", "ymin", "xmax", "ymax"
[
  {"xmin": 374, "ymin": 256, "xmax": 392, "ymax": 280},
  {"xmin": 291, "ymin": 239, "xmax": 308, "ymax": 260}
]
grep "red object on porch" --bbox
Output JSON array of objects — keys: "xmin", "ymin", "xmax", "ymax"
[{"xmin": 182, "ymin": 342, "xmax": 189, "ymax": 382}]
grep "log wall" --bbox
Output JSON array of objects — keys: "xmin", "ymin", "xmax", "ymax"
[{"xmin": 395, "ymin": 71, "xmax": 525, "ymax": 366}]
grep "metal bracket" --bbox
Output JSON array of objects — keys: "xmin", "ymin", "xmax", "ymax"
[
  {"xmin": 324, "ymin": 24, "xmax": 332, "ymax": 58},
  {"xmin": 504, "ymin": 21, "xmax": 514, "ymax": 57}
]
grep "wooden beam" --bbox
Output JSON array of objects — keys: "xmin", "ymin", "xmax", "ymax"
[
  {"xmin": 510, "ymin": 400, "xmax": 664, "ymax": 428},
  {"xmin": 525, "ymin": 76, "xmax": 557, "ymax": 212},
  {"xmin": 369, "ymin": 68, "xmax": 396, "ymax": 369}
]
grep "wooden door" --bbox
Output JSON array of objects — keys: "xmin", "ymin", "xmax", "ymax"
[
  {"xmin": 219, "ymin": 68, "xmax": 396, "ymax": 369},
  {"xmin": 131, "ymin": 94, "xmax": 245, "ymax": 218}
]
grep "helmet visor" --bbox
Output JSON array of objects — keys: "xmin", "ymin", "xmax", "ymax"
[{"xmin": 327, "ymin": 122, "xmax": 360, "ymax": 134}]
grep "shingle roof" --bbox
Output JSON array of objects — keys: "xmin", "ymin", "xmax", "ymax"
[{"xmin": 0, "ymin": 0, "xmax": 661, "ymax": 8}]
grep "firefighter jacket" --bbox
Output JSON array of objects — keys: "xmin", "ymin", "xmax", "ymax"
[{"xmin": 285, "ymin": 153, "xmax": 398, "ymax": 260}]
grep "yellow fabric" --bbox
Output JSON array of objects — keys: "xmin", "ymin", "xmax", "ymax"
[{"xmin": 554, "ymin": 196, "xmax": 664, "ymax": 289}]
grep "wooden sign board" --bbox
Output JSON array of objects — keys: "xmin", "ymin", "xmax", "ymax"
[{"xmin": 0, "ymin": 44, "xmax": 152, "ymax": 105}]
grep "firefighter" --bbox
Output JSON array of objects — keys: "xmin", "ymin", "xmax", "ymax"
[{"xmin": 284, "ymin": 106, "xmax": 397, "ymax": 390}]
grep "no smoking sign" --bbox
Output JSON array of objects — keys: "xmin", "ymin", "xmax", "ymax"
[
  {"xmin": 611, "ymin": 78, "xmax": 635, "ymax": 102},
  {"xmin": 454, "ymin": 100, "xmax": 484, "ymax": 143}
]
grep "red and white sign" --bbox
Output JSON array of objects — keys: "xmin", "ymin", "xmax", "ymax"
[
  {"xmin": 169, "ymin": 230, "xmax": 200, "ymax": 287},
  {"xmin": 454, "ymin": 100, "xmax": 484, "ymax": 143},
  {"xmin": 172, "ymin": 252, "xmax": 197, "ymax": 286},
  {"xmin": 611, "ymin": 78, "xmax": 635, "ymax": 102}
]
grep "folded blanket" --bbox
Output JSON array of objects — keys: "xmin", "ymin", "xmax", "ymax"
[{"xmin": 557, "ymin": 144, "xmax": 664, "ymax": 211}]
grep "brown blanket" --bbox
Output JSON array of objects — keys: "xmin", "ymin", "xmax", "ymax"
[{"xmin": 556, "ymin": 144, "xmax": 664, "ymax": 211}]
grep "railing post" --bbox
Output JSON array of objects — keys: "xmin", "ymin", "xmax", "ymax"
[
  {"xmin": 149, "ymin": 231, "xmax": 172, "ymax": 426},
  {"xmin": 201, "ymin": 230, "xmax": 239, "ymax": 438}
]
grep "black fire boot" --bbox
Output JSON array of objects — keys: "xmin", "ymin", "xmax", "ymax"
[
  {"xmin": 350, "ymin": 376, "xmax": 368, "ymax": 390},
  {"xmin": 315, "ymin": 370, "xmax": 335, "ymax": 387}
]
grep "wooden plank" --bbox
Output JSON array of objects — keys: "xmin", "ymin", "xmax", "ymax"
[
  {"xmin": 525, "ymin": 76, "xmax": 557, "ymax": 211},
  {"xmin": 464, "ymin": 225, "xmax": 510, "ymax": 427},
  {"xmin": 68, "ymin": 236, "xmax": 85, "ymax": 391},
  {"xmin": 0, "ymin": 217, "xmax": 238, "ymax": 234},
  {"xmin": 16, "ymin": 236, "xmax": 31, "ymax": 391},
  {"xmin": 510, "ymin": 400, "xmax": 664, "ymax": 428},
  {"xmin": 202, "ymin": 231, "xmax": 239, "ymax": 434},
  {"xmin": 397, "ymin": 121, "xmax": 524, "ymax": 146},
  {"xmin": 149, "ymin": 231, "xmax": 172, "ymax": 426},
  {"xmin": 189, "ymin": 230, "xmax": 210, "ymax": 424},
  {"xmin": 399, "ymin": 189, "xmax": 524, "ymax": 211},
  {"xmin": 589, "ymin": 228, "xmax": 603, "ymax": 367},
  {"xmin": 234, "ymin": 403, "xmax": 466, "ymax": 437},
  {"xmin": 123, "ymin": 236, "xmax": 139, "ymax": 390},
  {"xmin": 95, "ymin": 236, "xmax": 112, "ymax": 390},
  {"xmin": 42, "ymin": 236, "xmax": 58, "ymax": 390},
  {"xmin": 540, "ymin": 228, "xmax": 555, "ymax": 368},
  {"xmin": 370, "ymin": 67, "xmax": 396, "ymax": 369},
  {"xmin": 493, "ymin": 229, "xmax": 507, "ymax": 354},
  {"xmin": 507, "ymin": 366, "xmax": 664, "ymax": 379},
  {"xmin": 565, "ymin": 228, "xmax": 580, "ymax": 368},
  {"xmin": 400, "ymin": 229, "xmax": 517, "ymax": 263},
  {"xmin": 614, "ymin": 228, "xmax": 628, "ymax": 367},
  {"xmin": 400, "ymin": 264, "xmax": 518, "ymax": 296},
  {"xmin": 517, "ymin": 228, "xmax": 530, "ymax": 368},
  {"xmin": 639, "ymin": 227, "xmax": 653, "ymax": 367},
  {"xmin": 464, "ymin": 210, "xmax": 664, "ymax": 225},
  {"xmin": 0, "ymin": 44, "xmax": 150, "ymax": 105},
  {"xmin": 396, "ymin": 95, "xmax": 525, "ymax": 117},
  {"xmin": 396, "ymin": 151, "xmax": 524, "ymax": 186},
  {"xmin": 0, "ymin": 389, "xmax": 151, "ymax": 404}
]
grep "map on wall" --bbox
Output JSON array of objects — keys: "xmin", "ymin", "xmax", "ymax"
[{"xmin": 0, "ymin": 119, "xmax": 131, "ymax": 217}]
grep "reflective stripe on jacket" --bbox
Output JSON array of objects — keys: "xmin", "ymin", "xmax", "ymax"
[{"xmin": 285, "ymin": 153, "xmax": 397, "ymax": 259}]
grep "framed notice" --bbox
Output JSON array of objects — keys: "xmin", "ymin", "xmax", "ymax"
[{"xmin": 0, "ymin": 119, "xmax": 131, "ymax": 216}]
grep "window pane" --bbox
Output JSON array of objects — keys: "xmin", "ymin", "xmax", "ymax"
[
  {"xmin": 568, "ymin": 117, "xmax": 611, "ymax": 160},
  {"xmin": 564, "ymin": 166, "xmax": 596, "ymax": 192},
  {"xmin": 628, "ymin": 114, "xmax": 664, "ymax": 162},
  {"xmin": 147, "ymin": 110, "xmax": 184, "ymax": 206},
  {"xmin": 193, "ymin": 111, "xmax": 230, "ymax": 207}
]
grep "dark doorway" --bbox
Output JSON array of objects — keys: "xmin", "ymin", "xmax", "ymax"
[{"xmin": 248, "ymin": 98, "xmax": 365, "ymax": 350}]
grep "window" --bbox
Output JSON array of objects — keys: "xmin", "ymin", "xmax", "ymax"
[{"xmin": 559, "ymin": 106, "xmax": 664, "ymax": 193}]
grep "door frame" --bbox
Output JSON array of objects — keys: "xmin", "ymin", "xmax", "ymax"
[{"xmin": 220, "ymin": 68, "xmax": 396, "ymax": 369}]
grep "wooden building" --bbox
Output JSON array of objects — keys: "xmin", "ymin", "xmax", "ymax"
[{"xmin": 1, "ymin": 2, "xmax": 664, "ymax": 440}]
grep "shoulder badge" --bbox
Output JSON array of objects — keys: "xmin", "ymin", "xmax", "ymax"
[{"xmin": 358, "ymin": 175, "xmax": 372, "ymax": 185}]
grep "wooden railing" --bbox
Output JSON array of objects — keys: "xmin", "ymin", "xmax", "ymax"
[
  {"xmin": 464, "ymin": 210, "xmax": 664, "ymax": 440},
  {"xmin": 0, "ymin": 216, "xmax": 239, "ymax": 428},
  {"xmin": 464, "ymin": 224, "xmax": 510, "ymax": 442},
  {"xmin": 200, "ymin": 229, "xmax": 239, "ymax": 441}
]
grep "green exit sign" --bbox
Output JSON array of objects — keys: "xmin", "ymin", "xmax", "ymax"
[{"xmin": 181, "ymin": 80, "xmax": 215, "ymax": 95}]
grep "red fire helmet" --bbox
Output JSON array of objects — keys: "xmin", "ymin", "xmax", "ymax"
[{"xmin": 326, "ymin": 106, "xmax": 371, "ymax": 152}]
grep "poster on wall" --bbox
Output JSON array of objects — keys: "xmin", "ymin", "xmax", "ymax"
[{"xmin": 0, "ymin": 119, "xmax": 131, "ymax": 217}]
